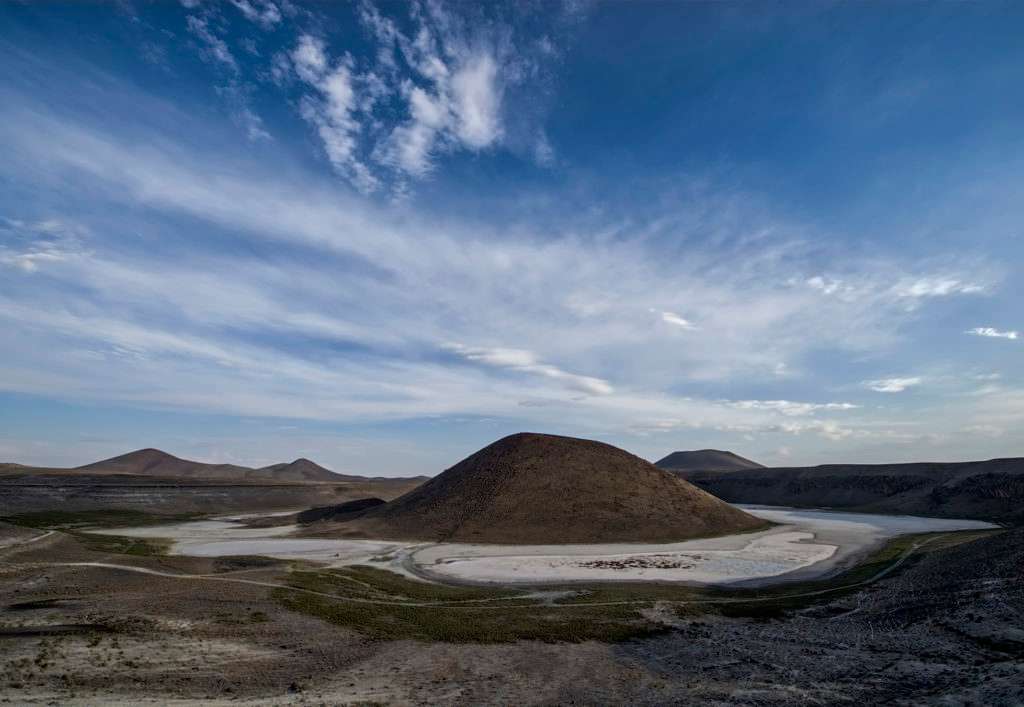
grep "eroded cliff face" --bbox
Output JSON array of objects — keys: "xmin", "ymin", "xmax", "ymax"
[{"xmin": 680, "ymin": 458, "xmax": 1024, "ymax": 524}]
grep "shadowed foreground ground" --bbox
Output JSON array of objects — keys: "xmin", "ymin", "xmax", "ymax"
[{"xmin": 0, "ymin": 514, "xmax": 1021, "ymax": 705}]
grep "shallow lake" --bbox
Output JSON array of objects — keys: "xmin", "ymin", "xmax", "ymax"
[{"xmin": 98, "ymin": 506, "xmax": 997, "ymax": 586}]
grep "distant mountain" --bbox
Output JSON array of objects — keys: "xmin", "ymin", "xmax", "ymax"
[
  {"xmin": 678, "ymin": 457, "xmax": 1024, "ymax": 524},
  {"xmin": 322, "ymin": 432, "xmax": 766, "ymax": 544},
  {"xmin": 256, "ymin": 458, "xmax": 355, "ymax": 482},
  {"xmin": 75, "ymin": 448, "xmax": 345, "ymax": 483},
  {"xmin": 655, "ymin": 449, "xmax": 764, "ymax": 473}
]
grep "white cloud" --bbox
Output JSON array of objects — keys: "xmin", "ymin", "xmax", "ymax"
[
  {"xmin": 864, "ymin": 377, "xmax": 923, "ymax": 393},
  {"xmin": 178, "ymin": 2, "xmax": 557, "ymax": 193},
  {"xmin": 451, "ymin": 53, "xmax": 503, "ymax": 148},
  {"xmin": 726, "ymin": 400, "xmax": 859, "ymax": 416},
  {"xmin": 0, "ymin": 218, "xmax": 87, "ymax": 273},
  {"xmin": 806, "ymin": 273, "xmax": 987, "ymax": 305},
  {"xmin": 229, "ymin": 0, "xmax": 281, "ymax": 29},
  {"xmin": 186, "ymin": 15, "xmax": 237, "ymax": 72},
  {"xmin": 777, "ymin": 419, "xmax": 856, "ymax": 441},
  {"xmin": 378, "ymin": 86, "xmax": 448, "ymax": 176},
  {"xmin": 963, "ymin": 424, "xmax": 1004, "ymax": 438},
  {"xmin": 894, "ymin": 278, "xmax": 984, "ymax": 298},
  {"xmin": 659, "ymin": 311, "xmax": 697, "ymax": 330},
  {"xmin": 291, "ymin": 36, "xmax": 378, "ymax": 193},
  {"xmin": 446, "ymin": 344, "xmax": 613, "ymax": 396},
  {"xmin": 358, "ymin": 1, "xmax": 518, "ymax": 184},
  {"xmin": 806, "ymin": 275, "xmax": 845, "ymax": 296},
  {"xmin": 291, "ymin": 34, "xmax": 327, "ymax": 83},
  {"xmin": 238, "ymin": 105, "xmax": 271, "ymax": 142},
  {"xmin": 967, "ymin": 327, "xmax": 1018, "ymax": 340}
]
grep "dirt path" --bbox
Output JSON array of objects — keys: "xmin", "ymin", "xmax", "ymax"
[{"xmin": 0, "ymin": 529, "xmax": 55, "ymax": 551}]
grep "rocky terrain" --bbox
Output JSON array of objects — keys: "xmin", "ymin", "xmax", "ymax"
[
  {"xmin": 312, "ymin": 432, "xmax": 767, "ymax": 543},
  {"xmin": 0, "ymin": 519, "xmax": 1019, "ymax": 705},
  {"xmin": 679, "ymin": 457, "xmax": 1024, "ymax": 524},
  {"xmin": 655, "ymin": 449, "xmax": 764, "ymax": 473}
]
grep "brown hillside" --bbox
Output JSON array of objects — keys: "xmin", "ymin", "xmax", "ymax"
[
  {"xmin": 256, "ymin": 458, "xmax": 349, "ymax": 482},
  {"xmin": 655, "ymin": 449, "xmax": 764, "ymax": 472},
  {"xmin": 75, "ymin": 448, "xmax": 346, "ymax": 482},
  {"xmin": 77, "ymin": 449, "xmax": 252, "ymax": 478},
  {"xmin": 330, "ymin": 432, "xmax": 766, "ymax": 544}
]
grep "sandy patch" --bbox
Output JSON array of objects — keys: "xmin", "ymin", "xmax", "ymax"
[{"xmin": 414, "ymin": 530, "xmax": 836, "ymax": 584}]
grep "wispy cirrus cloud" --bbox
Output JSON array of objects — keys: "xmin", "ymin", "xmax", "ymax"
[
  {"xmin": 258, "ymin": 1, "xmax": 558, "ymax": 193},
  {"xmin": 0, "ymin": 66, "xmax": 1014, "ymax": 469},
  {"xmin": 806, "ymin": 273, "xmax": 988, "ymax": 306},
  {"xmin": 967, "ymin": 327, "xmax": 1018, "ymax": 340},
  {"xmin": 725, "ymin": 400, "xmax": 859, "ymax": 416},
  {"xmin": 659, "ymin": 311, "xmax": 698, "ymax": 330},
  {"xmin": 0, "ymin": 218, "xmax": 88, "ymax": 273},
  {"xmin": 864, "ymin": 377, "xmax": 923, "ymax": 393},
  {"xmin": 893, "ymin": 278, "xmax": 985, "ymax": 299},
  {"xmin": 355, "ymin": 0, "xmax": 525, "ymax": 185},
  {"xmin": 0, "ymin": 106, "xmax": 995, "ymax": 396},
  {"xmin": 445, "ymin": 344, "xmax": 613, "ymax": 396},
  {"xmin": 186, "ymin": 15, "xmax": 238, "ymax": 72},
  {"xmin": 229, "ymin": 0, "xmax": 281, "ymax": 29},
  {"xmin": 289, "ymin": 35, "xmax": 379, "ymax": 192}
]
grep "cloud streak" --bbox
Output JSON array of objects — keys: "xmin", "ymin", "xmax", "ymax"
[
  {"xmin": 446, "ymin": 344, "xmax": 613, "ymax": 396},
  {"xmin": 864, "ymin": 377, "xmax": 923, "ymax": 393},
  {"xmin": 967, "ymin": 327, "xmax": 1018, "ymax": 340}
]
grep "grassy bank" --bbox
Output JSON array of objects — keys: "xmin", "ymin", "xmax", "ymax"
[{"xmin": 1, "ymin": 509, "xmax": 191, "ymax": 556}]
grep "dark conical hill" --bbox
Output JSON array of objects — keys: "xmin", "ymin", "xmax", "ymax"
[{"xmin": 338, "ymin": 433, "xmax": 766, "ymax": 543}]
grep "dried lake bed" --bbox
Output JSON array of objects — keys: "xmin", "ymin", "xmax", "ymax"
[{"xmin": 95, "ymin": 506, "xmax": 997, "ymax": 586}]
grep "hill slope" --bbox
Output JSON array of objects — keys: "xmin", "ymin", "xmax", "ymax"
[
  {"xmin": 78, "ymin": 449, "xmax": 253, "ymax": 478},
  {"xmin": 76, "ymin": 449, "xmax": 343, "ymax": 482},
  {"xmin": 655, "ymin": 449, "xmax": 764, "ymax": 473},
  {"xmin": 256, "ymin": 458, "xmax": 353, "ymax": 482},
  {"xmin": 679, "ymin": 457, "xmax": 1024, "ymax": 524},
  {"xmin": 329, "ymin": 432, "xmax": 765, "ymax": 543}
]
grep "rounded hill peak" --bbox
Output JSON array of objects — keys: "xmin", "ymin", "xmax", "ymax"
[{"xmin": 333, "ymin": 432, "xmax": 765, "ymax": 544}]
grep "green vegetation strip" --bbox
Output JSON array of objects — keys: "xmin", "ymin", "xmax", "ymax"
[
  {"xmin": 68, "ymin": 532, "xmax": 170, "ymax": 557},
  {"xmin": 1, "ymin": 509, "xmax": 204, "ymax": 530},
  {"xmin": 274, "ymin": 567, "xmax": 657, "ymax": 642},
  {"xmin": 1, "ymin": 509, "xmax": 193, "ymax": 556}
]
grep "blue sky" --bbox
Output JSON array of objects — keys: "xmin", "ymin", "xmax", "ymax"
[{"xmin": 1, "ymin": 1, "xmax": 1022, "ymax": 474}]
